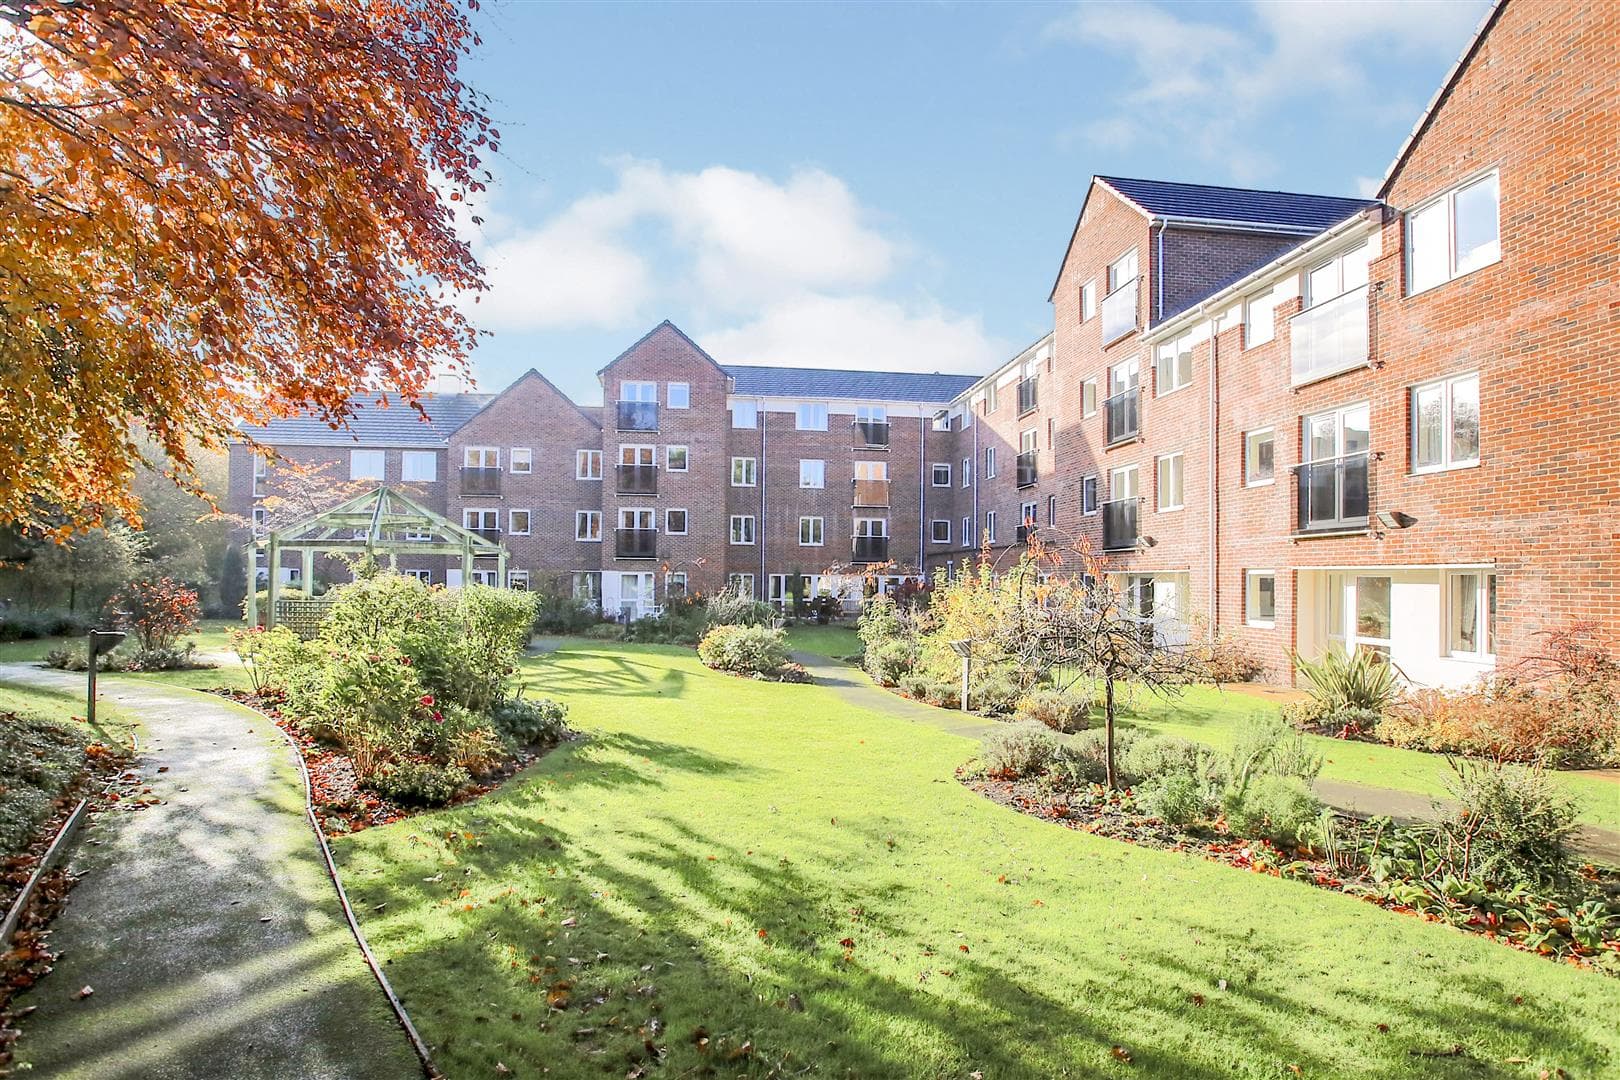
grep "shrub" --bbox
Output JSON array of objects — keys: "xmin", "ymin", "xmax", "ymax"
[
  {"xmin": 625, "ymin": 607, "xmax": 705, "ymax": 646},
  {"xmin": 1014, "ymin": 688, "xmax": 1091, "ymax": 733},
  {"xmin": 1140, "ymin": 772, "xmax": 1214, "ymax": 827},
  {"xmin": 44, "ymin": 642, "xmax": 126, "ymax": 672},
  {"xmin": 968, "ymin": 670, "xmax": 1025, "ymax": 715},
  {"xmin": 1380, "ymin": 680, "xmax": 1619, "ymax": 768},
  {"xmin": 1191, "ymin": 633, "xmax": 1266, "ymax": 684},
  {"xmin": 1433, "ymin": 758, "xmax": 1582, "ymax": 888},
  {"xmin": 533, "ymin": 591, "xmax": 600, "ymax": 634},
  {"xmin": 583, "ymin": 621, "xmax": 626, "ymax": 640},
  {"xmin": 705, "ymin": 586, "xmax": 776, "ymax": 630},
  {"xmin": 1222, "ymin": 774, "xmax": 1322, "ymax": 847},
  {"xmin": 981, "ymin": 722, "xmax": 1060, "ymax": 778},
  {"xmin": 108, "ymin": 577, "xmax": 201, "ymax": 652},
  {"xmin": 491, "ymin": 695, "xmax": 570, "ymax": 746},
  {"xmin": 1126, "ymin": 735, "xmax": 1228, "ymax": 788},
  {"xmin": 365, "ymin": 760, "xmax": 472, "ymax": 807},
  {"xmin": 865, "ymin": 639, "xmax": 918, "ymax": 687},
  {"xmin": 1292, "ymin": 647, "xmax": 1400, "ymax": 714},
  {"xmin": 698, "ymin": 624, "xmax": 790, "ymax": 678},
  {"xmin": 0, "ymin": 713, "xmax": 96, "ymax": 856},
  {"xmin": 1229, "ymin": 716, "xmax": 1323, "ymax": 786},
  {"xmin": 1058, "ymin": 727, "xmax": 1145, "ymax": 787},
  {"xmin": 123, "ymin": 642, "xmax": 209, "ymax": 671},
  {"xmin": 857, "ymin": 593, "xmax": 902, "ymax": 655},
  {"xmin": 898, "ymin": 671, "xmax": 959, "ymax": 709}
]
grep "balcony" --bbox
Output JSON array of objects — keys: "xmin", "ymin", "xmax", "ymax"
[
  {"xmin": 1103, "ymin": 389, "xmax": 1139, "ymax": 446},
  {"xmin": 1100, "ymin": 278, "xmax": 1138, "ymax": 344},
  {"xmin": 854, "ymin": 419, "xmax": 890, "ymax": 447},
  {"xmin": 1294, "ymin": 452, "xmax": 1370, "ymax": 534},
  {"xmin": 1102, "ymin": 499, "xmax": 1138, "ymax": 552},
  {"xmin": 852, "ymin": 535, "xmax": 889, "ymax": 563},
  {"xmin": 1017, "ymin": 377, "xmax": 1038, "ymax": 416},
  {"xmin": 459, "ymin": 467, "xmax": 502, "ymax": 496},
  {"xmin": 852, "ymin": 477, "xmax": 890, "ymax": 507},
  {"xmin": 1015, "ymin": 523, "xmax": 1036, "ymax": 544},
  {"xmin": 615, "ymin": 400, "xmax": 659, "ymax": 432},
  {"xmin": 471, "ymin": 526, "xmax": 502, "ymax": 544},
  {"xmin": 1016, "ymin": 451, "xmax": 1038, "ymax": 489},
  {"xmin": 615, "ymin": 527, "xmax": 658, "ymax": 559},
  {"xmin": 615, "ymin": 463, "xmax": 658, "ymax": 495},
  {"xmin": 1290, "ymin": 284, "xmax": 1369, "ymax": 386}
]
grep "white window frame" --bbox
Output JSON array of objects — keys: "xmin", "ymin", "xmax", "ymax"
[
  {"xmin": 619, "ymin": 379, "xmax": 657, "ymax": 403},
  {"xmin": 507, "ymin": 570, "xmax": 530, "ymax": 591},
  {"xmin": 728, "ymin": 572, "xmax": 755, "ymax": 595},
  {"xmin": 463, "ymin": 446, "xmax": 499, "ymax": 470},
  {"xmin": 1082, "ymin": 475, "xmax": 1098, "ymax": 515},
  {"xmin": 962, "ymin": 516, "xmax": 972, "ymax": 544},
  {"xmin": 575, "ymin": 510, "xmax": 602, "ymax": 542},
  {"xmin": 930, "ymin": 519, "xmax": 950, "ymax": 544},
  {"xmin": 1082, "ymin": 379, "xmax": 1098, "ymax": 417},
  {"xmin": 509, "ymin": 447, "xmax": 533, "ymax": 475},
  {"xmin": 729, "ymin": 515, "xmax": 756, "ymax": 545},
  {"xmin": 400, "ymin": 450, "xmax": 437, "ymax": 482},
  {"xmin": 1405, "ymin": 169, "xmax": 1501, "ymax": 296},
  {"xmin": 508, "ymin": 509, "xmax": 531, "ymax": 536},
  {"xmin": 1020, "ymin": 500, "xmax": 1037, "ymax": 526},
  {"xmin": 349, "ymin": 449, "xmax": 385, "ymax": 481},
  {"xmin": 961, "ymin": 458, "xmax": 972, "ymax": 487},
  {"xmin": 1156, "ymin": 453, "xmax": 1184, "ymax": 512},
  {"xmin": 463, "ymin": 508, "xmax": 499, "ymax": 533},
  {"xmin": 1047, "ymin": 494, "xmax": 1057, "ymax": 526},
  {"xmin": 576, "ymin": 449, "xmax": 602, "ymax": 480},
  {"xmin": 252, "ymin": 452, "xmax": 268, "ymax": 496},
  {"xmin": 795, "ymin": 402, "xmax": 828, "ymax": 431},
  {"xmin": 1244, "ymin": 428, "xmax": 1276, "ymax": 487},
  {"xmin": 1444, "ymin": 570, "xmax": 1497, "ymax": 659},
  {"xmin": 730, "ymin": 456, "xmax": 757, "ymax": 487},
  {"xmin": 1411, "ymin": 372, "xmax": 1481, "ymax": 474},
  {"xmin": 799, "ymin": 459, "xmax": 826, "ymax": 489},
  {"xmin": 1245, "ymin": 289, "xmax": 1277, "ymax": 349},
  {"xmin": 665, "ymin": 445, "xmax": 689, "ymax": 473},
  {"xmin": 985, "ymin": 510, "xmax": 998, "ymax": 543},
  {"xmin": 251, "ymin": 507, "xmax": 269, "ymax": 529},
  {"xmin": 931, "ymin": 462, "xmax": 951, "ymax": 488},
  {"xmin": 1155, "ymin": 335, "xmax": 1193, "ymax": 397},
  {"xmin": 403, "ymin": 569, "xmax": 433, "ymax": 584},
  {"xmin": 1245, "ymin": 570, "xmax": 1277, "ymax": 629},
  {"xmin": 731, "ymin": 399, "xmax": 758, "ymax": 429},
  {"xmin": 1080, "ymin": 279, "xmax": 1096, "ymax": 322},
  {"xmin": 667, "ymin": 382, "xmax": 690, "ymax": 409},
  {"xmin": 665, "ymin": 508, "xmax": 688, "ymax": 535},
  {"xmin": 798, "ymin": 516, "xmax": 824, "ymax": 547},
  {"xmin": 984, "ymin": 446, "xmax": 997, "ymax": 479},
  {"xmin": 666, "ymin": 571, "xmax": 689, "ymax": 599}
]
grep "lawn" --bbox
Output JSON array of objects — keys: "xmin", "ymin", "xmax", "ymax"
[
  {"xmin": 0, "ymin": 619, "xmax": 252, "ymax": 692},
  {"xmin": 333, "ymin": 642, "xmax": 1620, "ymax": 1079},
  {"xmin": 782, "ymin": 622, "xmax": 861, "ymax": 658}
]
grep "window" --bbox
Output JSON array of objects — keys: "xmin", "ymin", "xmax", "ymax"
[
  {"xmin": 985, "ymin": 510, "xmax": 998, "ymax": 543},
  {"xmin": 464, "ymin": 446, "xmax": 498, "ymax": 469},
  {"xmin": 666, "ymin": 571, "xmax": 688, "ymax": 599},
  {"xmin": 1080, "ymin": 279, "xmax": 1096, "ymax": 322},
  {"xmin": 1354, "ymin": 575, "xmax": 1393, "ymax": 657},
  {"xmin": 1020, "ymin": 500, "xmax": 1037, "ymax": 525},
  {"xmin": 1412, "ymin": 373, "xmax": 1480, "ymax": 472},
  {"xmin": 401, "ymin": 451, "xmax": 436, "ymax": 482},
  {"xmin": 620, "ymin": 379, "xmax": 656, "ymax": 402},
  {"xmin": 1109, "ymin": 249, "xmax": 1138, "ymax": 292},
  {"xmin": 350, "ymin": 449, "xmax": 385, "ymax": 481},
  {"xmin": 252, "ymin": 453, "xmax": 268, "ymax": 495},
  {"xmin": 1305, "ymin": 242, "xmax": 1371, "ymax": 308},
  {"xmin": 1245, "ymin": 288, "xmax": 1278, "ymax": 348},
  {"xmin": 961, "ymin": 458, "xmax": 972, "ymax": 487},
  {"xmin": 1244, "ymin": 429, "xmax": 1275, "ymax": 486},
  {"xmin": 508, "ymin": 509, "xmax": 531, "ymax": 536},
  {"xmin": 667, "ymin": 382, "xmax": 690, "ymax": 409},
  {"xmin": 962, "ymin": 516, "xmax": 972, "ymax": 545},
  {"xmin": 730, "ymin": 515, "xmax": 756, "ymax": 545},
  {"xmin": 855, "ymin": 404, "xmax": 888, "ymax": 425},
  {"xmin": 1156, "ymin": 453, "xmax": 1184, "ymax": 511},
  {"xmin": 798, "ymin": 516, "xmax": 824, "ymax": 546},
  {"xmin": 728, "ymin": 573, "xmax": 755, "ymax": 595},
  {"xmin": 931, "ymin": 411, "xmax": 951, "ymax": 432},
  {"xmin": 1082, "ymin": 475, "xmax": 1098, "ymax": 514},
  {"xmin": 620, "ymin": 443, "xmax": 654, "ymax": 468},
  {"xmin": 509, "ymin": 448, "xmax": 533, "ymax": 475},
  {"xmin": 665, "ymin": 445, "xmax": 689, "ymax": 472},
  {"xmin": 1108, "ymin": 357, "xmax": 1139, "ymax": 398},
  {"xmin": 984, "ymin": 380, "xmax": 999, "ymax": 414},
  {"xmin": 931, "ymin": 463, "xmax": 951, "ymax": 487},
  {"xmin": 795, "ymin": 402, "xmax": 828, "ymax": 431},
  {"xmin": 730, "ymin": 456, "xmax": 757, "ymax": 487},
  {"xmin": 731, "ymin": 400, "xmax": 758, "ymax": 429},
  {"xmin": 665, "ymin": 508, "xmax": 688, "ymax": 535},
  {"xmin": 1047, "ymin": 494, "xmax": 1058, "ymax": 526},
  {"xmin": 931, "ymin": 519, "xmax": 950, "ymax": 544},
  {"xmin": 463, "ymin": 508, "xmax": 499, "ymax": 533},
  {"xmin": 470, "ymin": 570, "xmax": 499, "ymax": 587},
  {"xmin": 575, "ymin": 510, "xmax": 601, "ymax": 542},
  {"xmin": 1246, "ymin": 571, "xmax": 1276, "ymax": 628},
  {"xmin": 619, "ymin": 506, "xmax": 653, "ymax": 531},
  {"xmin": 1155, "ymin": 335, "xmax": 1193, "ymax": 396},
  {"xmin": 251, "ymin": 507, "xmax": 269, "ymax": 529},
  {"xmin": 572, "ymin": 571, "xmax": 601, "ymax": 603},
  {"xmin": 507, "ymin": 570, "xmax": 530, "ymax": 591},
  {"xmin": 1082, "ymin": 379, "xmax": 1098, "ymax": 417},
  {"xmin": 1447, "ymin": 571, "xmax": 1497, "ymax": 657},
  {"xmin": 1407, "ymin": 170, "xmax": 1500, "ymax": 294},
  {"xmin": 1020, "ymin": 429, "xmax": 1037, "ymax": 453},
  {"xmin": 403, "ymin": 569, "xmax": 433, "ymax": 584},
  {"xmin": 984, "ymin": 446, "xmax": 997, "ymax": 479},
  {"xmin": 576, "ymin": 449, "xmax": 602, "ymax": 480},
  {"xmin": 1111, "ymin": 464, "xmax": 1139, "ymax": 501},
  {"xmin": 800, "ymin": 459, "xmax": 825, "ymax": 488}
]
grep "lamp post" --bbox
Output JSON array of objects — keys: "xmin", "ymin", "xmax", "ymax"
[
  {"xmin": 948, "ymin": 639, "xmax": 973, "ymax": 713},
  {"xmin": 84, "ymin": 628, "xmax": 127, "ymax": 727}
]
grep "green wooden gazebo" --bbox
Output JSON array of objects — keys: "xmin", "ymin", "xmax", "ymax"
[{"xmin": 245, "ymin": 485, "xmax": 507, "ymax": 631}]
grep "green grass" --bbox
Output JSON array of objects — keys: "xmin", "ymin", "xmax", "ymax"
[
  {"xmin": 783, "ymin": 622, "xmax": 862, "ymax": 658},
  {"xmin": 1117, "ymin": 685, "xmax": 1620, "ymax": 832},
  {"xmin": 332, "ymin": 642, "xmax": 1620, "ymax": 1079},
  {"xmin": 0, "ymin": 619, "xmax": 252, "ymax": 692}
]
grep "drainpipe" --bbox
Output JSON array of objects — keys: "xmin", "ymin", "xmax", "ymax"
[
  {"xmin": 757, "ymin": 396, "xmax": 767, "ymax": 599},
  {"xmin": 1207, "ymin": 315, "xmax": 1219, "ymax": 634},
  {"xmin": 918, "ymin": 406, "xmax": 926, "ymax": 578},
  {"xmin": 1155, "ymin": 220, "xmax": 1169, "ymax": 323},
  {"xmin": 971, "ymin": 407, "xmax": 980, "ymax": 554}
]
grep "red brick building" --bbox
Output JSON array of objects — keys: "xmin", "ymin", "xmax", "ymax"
[{"xmin": 230, "ymin": 0, "xmax": 1616, "ymax": 685}]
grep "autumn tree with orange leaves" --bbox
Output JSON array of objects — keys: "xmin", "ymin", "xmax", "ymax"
[{"xmin": 0, "ymin": 0, "xmax": 493, "ymax": 535}]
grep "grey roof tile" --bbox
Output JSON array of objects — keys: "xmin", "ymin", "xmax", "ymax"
[
  {"xmin": 1100, "ymin": 176, "xmax": 1379, "ymax": 232},
  {"xmin": 240, "ymin": 392, "xmax": 496, "ymax": 446},
  {"xmin": 721, "ymin": 365, "xmax": 977, "ymax": 404}
]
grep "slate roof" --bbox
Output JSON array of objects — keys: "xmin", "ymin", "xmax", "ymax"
[
  {"xmin": 240, "ymin": 392, "xmax": 496, "ymax": 446},
  {"xmin": 721, "ymin": 365, "xmax": 978, "ymax": 404},
  {"xmin": 1098, "ymin": 176, "xmax": 1379, "ymax": 233}
]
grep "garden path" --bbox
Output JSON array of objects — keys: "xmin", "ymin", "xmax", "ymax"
[
  {"xmin": 790, "ymin": 653, "xmax": 1620, "ymax": 865},
  {"xmin": 0, "ymin": 664, "xmax": 420, "ymax": 1080}
]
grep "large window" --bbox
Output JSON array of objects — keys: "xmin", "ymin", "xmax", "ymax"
[
  {"xmin": 1156, "ymin": 453, "xmax": 1184, "ymax": 512},
  {"xmin": 1446, "ymin": 571, "xmax": 1497, "ymax": 657},
  {"xmin": 1305, "ymin": 242, "xmax": 1371, "ymax": 308},
  {"xmin": 800, "ymin": 459, "xmax": 825, "ymax": 488},
  {"xmin": 731, "ymin": 400, "xmax": 758, "ymax": 429},
  {"xmin": 576, "ymin": 449, "xmax": 602, "ymax": 480},
  {"xmin": 1354, "ymin": 576, "xmax": 1393, "ymax": 658},
  {"xmin": 1245, "ymin": 571, "xmax": 1276, "ymax": 628},
  {"xmin": 464, "ymin": 446, "xmax": 498, "ymax": 469},
  {"xmin": 401, "ymin": 451, "xmax": 436, "ymax": 482},
  {"xmin": 730, "ymin": 456, "xmax": 757, "ymax": 487},
  {"xmin": 729, "ymin": 515, "xmax": 756, "ymax": 545},
  {"xmin": 795, "ymin": 402, "xmax": 828, "ymax": 431},
  {"xmin": 1412, "ymin": 373, "xmax": 1480, "ymax": 473},
  {"xmin": 798, "ymin": 516, "xmax": 824, "ymax": 546},
  {"xmin": 1244, "ymin": 428, "xmax": 1275, "ymax": 487},
  {"xmin": 350, "ymin": 449, "xmax": 385, "ymax": 481},
  {"xmin": 1155, "ymin": 335, "xmax": 1193, "ymax": 396},
  {"xmin": 1407, "ymin": 170, "xmax": 1500, "ymax": 294}
]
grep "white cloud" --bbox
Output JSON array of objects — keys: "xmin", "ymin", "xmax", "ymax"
[
  {"xmin": 701, "ymin": 295, "xmax": 1009, "ymax": 375},
  {"xmin": 1352, "ymin": 175, "xmax": 1383, "ymax": 198},
  {"xmin": 1044, "ymin": 0, "xmax": 1488, "ymax": 183}
]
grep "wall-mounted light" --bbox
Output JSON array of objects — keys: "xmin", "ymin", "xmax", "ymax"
[{"xmin": 1376, "ymin": 510, "xmax": 1416, "ymax": 530}]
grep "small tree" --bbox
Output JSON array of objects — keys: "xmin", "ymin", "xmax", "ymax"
[{"xmin": 110, "ymin": 577, "xmax": 201, "ymax": 652}]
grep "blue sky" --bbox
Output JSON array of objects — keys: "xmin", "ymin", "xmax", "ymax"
[{"xmin": 452, "ymin": 0, "xmax": 1489, "ymax": 404}]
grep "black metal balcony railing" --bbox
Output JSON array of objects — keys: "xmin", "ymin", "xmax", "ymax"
[
  {"xmin": 1294, "ymin": 452, "xmax": 1370, "ymax": 534},
  {"xmin": 459, "ymin": 467, "xmax": 502, "ymax": 496},
  {"xmin": 1016, "ymin": 451, "xmax": 1038, "ymax": 489},
  {"xmin": 615, "ymin": 400, "xmax": 658, "ymax": 432},
  {"xmin": 471, "ymin": 525, "xmax": 502, "ymax": 543},
  {"xmin": 1017, "ymin": 378, "xmax": 1038, "ymax": 416},
  {"xmin": 852, "ymin": 535, "xmax": 889, "ymax": 563},
  {"xmin": 1102, "ymin": 498, "xmax": 1138, "ymax": 552},
  {"xmin": 852, "ymin": 477, "xmax": 890, "ymax": 507},
  {"xmin": 1015, "ymin": 523, "xmax": 1036, "ymax": 544},
  {"xmin": 615, "ymin": 527, "xmax": 658, "ymax": 559},
  {"xmin": 854, "ymin": 419, "xmax": 890, "ymax": 447},
  {"xmin": 1290, "ymin": 284, "xmax": 1369, "ymax": 386},
  {"xmin": 1104, "ymin": 389, "xmax": 1139, "ymax": 446},
  {"xmin": 1100, "ymin": 278, "xmax": 1138, "ymax": 343},
  {"xmin": 615, "ymin": 463, "xmax": 658, "ymax": 495}
]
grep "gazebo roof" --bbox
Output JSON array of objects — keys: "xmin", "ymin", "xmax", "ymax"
[{"xmin": 254, "ymin": 485, "xmax": 503, "ymax": 558}]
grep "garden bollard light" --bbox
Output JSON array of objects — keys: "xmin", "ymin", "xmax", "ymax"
[{"xmin": 85, "ymin": 629, "xmax": 127, "ymax": 727}]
